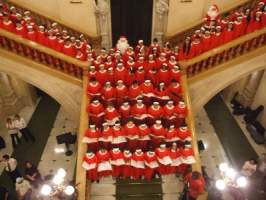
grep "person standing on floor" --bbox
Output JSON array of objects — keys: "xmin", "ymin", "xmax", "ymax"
[
  {"xmin": 184, "ymin": 171, "xmax": 205, "ymax": 200},
  {"xmin": 6, "ymin": 117, "xmax": 20, "ymax": 148},
  {"xmin": 14, "ymin": 114, "xmax": 35, "ymax": 143},
  {"xmin": 15, "ymin": 177, "xmax": 32, "ymax": 200},
  {"xmin": 1, "ymin": 154, "xmax": 21, "ymax": 184}
]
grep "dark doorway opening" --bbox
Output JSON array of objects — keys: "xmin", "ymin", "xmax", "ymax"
[{"xmin": 110, "ymin": 0, "xmax": 153, "ymax": 47}]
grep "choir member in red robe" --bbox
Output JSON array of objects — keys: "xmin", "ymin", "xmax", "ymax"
[
  {"xmin": 212, "ymin": 26, "xmax": 222, "ymax": 49},
  {"xmin": 138, "ymin": 123, "xmax": 151, "ymax": 151},
  {"xmin": 149, "ymin": 38, "xmax": 161, "ymax": 55},
  {"xmin": 82, "ymin": 151, "xmax": 98, "ymax": 182},
  {"xmin": 144, "ymin": 150, "xmax": 159, "ymax": 181},
  {"xmin": 123, "ymin": 46, "xmax": 135, "ymax": 62},
  {"xmin": 184, "ymin": 171, "xmax": 205, "ymax": 200},
  {"xmin": 167, "ymin": 80, "xmax": 182, "ymax": 102},
  {"xmin": 155, "ymin": 144, "xmax": 172, "ymax": 175},
  {"xmin": 99, "ymin": 123, "xmax": 113, "ymax": 150},
  {"xmin": 82, "ymin": 125, "xmax": 100, "ymax": 152},
  {"xmin": 125, "ymin": 56, "xmax": 136, "ymax": 71},
  {"xmin": 105, "ymin": 56, "xmax": 115, "ymax": 69},
  {"xmin": 114, "ymin": 63, "xmax": 128, "ymax": 83},
  {"xmin": 141, "ymin": 79, "xmax": 154, "ymax": 104},
  {"xmin": 151, "ymin": 120, "xmax": 166, "ymax": 147},
  {"xmin": 233, "ymin": 15, "xmax": 246, "ymax": 39},
  {"xmin": 87, "ymin": 77, "xmax": 102, "ymax": 98},
  {"xmin": 112, "ymin": 123, "xmax": 127, "ymax": 150},
  {"xmin": 62, "ymin": 39, "xmax": 76, "ymax": 57},
  {"xmin": 168, "ymin": 143, "xmax": 182, "ymax": 174},
  {"xmin": 135, "ymin": 56, "xmax": 147, "ymax": 71},
  {"xmin": 162, "ymin": 42, "xmax": 172, "ymax": 59},
  {"xmin": 93, "ymin": 56, "xmax": 102, "ymax": 70},
  {"xmin": 110, "ymin": 148, "xmax": 125, "ymax": 178},
  {"xmin": 124, "ymin": 120, "xmax": 139, "ymax": 151},
  {"xmin": 122, "ymin": 150, "xmax": 133, "ymax": 179},
  {"xmin": 119, "ymin": 102, "xmax": 131, "ymax": 122},
  {"xmin": 76, "ymin": 50, "xmax": 86, "ymax": 61},
  {"xmin": 158, "ymin": 63, "xmax": 170, "ymax": 86},
  {"xmin": 222, "ymin": 22, "xmax": 234, "ymax": 44},
  {"xmin": 165, "ymin": 125, "xmax": 179, "ymax": 147},
  {"xmin": 100, "ymin": 48, "xmax": 108, "ymax": 62},
  {"xmin": 128, "ymin": 81, "xmax": 142, "ymax": 101},
  {"xmin": 131, "ymin": 149, "xmax": 145, "ymax": 179},
  {"xmin": 46, "ymin": 30, "xmax": 58, "ymax": 50},
  {"xmin": 201, "ymin": 31, "xmax": 212, "ymax": 53},
  {"xmin": 148, "ymin": 102, "xmax": 164, "ymax": 124},
  {"xmin": 176, "ymin": 101, "xmax": 188, "ymax": 126},
  {"xmin": 163, "ymin": 101, "xmax": 177, "ymax": 126},
  {"xmin": 156, "ymin": 53, "xmax": 168, "ymax": 70},
  {"xmin": 131, "ymin": 99, "xmax": 147, "ymax": 121},
  {"xmin": 102, "ymin": 82, "xmax": 116, "ymax": 102},
  {"xmin": 96, "ymin": 64, "xmax": 107, "ymax": 85},
  {"xmin": 188, "ymin": 37, "xmax": 201, "ymax": 59},
  {"xmin": 134, "ymin": 66, "xmax": 145, "ymax": 84},
  {"xmin": 96, "ymin": 148, "xmax": 112, "ymax": 178},
  {"xmin": 87, "ymin": 99, "xmax": 104, "ymax": 126},
  {"xmin": 146, "ymin": 68, "xmax": 157, "ymax": 86},
  {"xmin": 116, "ymin": 80, "xmax": 128, "ymax": 106},
  {"xmin": 181, "ymin": 143, "xmax": 196, "ymax": 165},
  {"xmin": 75, "ymin": 39, "xmax": 86, "ymax": 54},
  {"xmin": 88, "ymin": 66, "xmax": 97, "ymax": 80},
  {"xmin": 36, "ymin": 25, "xmax": 47, "ymax": 46},
  {"xmin": 2, "ymin": 15, "xmax": 15, "ymax": 33},
  {"xmin": 104, "ymin": 104, "xmax": 120, "ymax": 125},
  {"xmin": 169, "ymin": 65, "xmax": 182, "ymax": 83},
  {"xmin": 15, "ymin": 22, "xmax": 27, "ymax": 38},
  {"xmin": 155, "ymin": 83, "xmax": 170, "ymax": 102},
  {"xmin": 146, "ymin": 54, "xmax": 157, "ymax": 71},
  {"xmin": 107, "ymin": 67, "xmax": 115, "ymax": 85},
  {"xmin": 168, "ymin": 56, "xmax": 178, "ymax": 69},
  {"xmin": 177, "ymin": 126, "xmax": 192, "ymax": 142},
  {"xmin": 26, "ymin": 25, "xmax": 37, "ymax": 41},
  {"xmin": 135, "ymin": 40, "xmax": 145, "ymax": 55}
]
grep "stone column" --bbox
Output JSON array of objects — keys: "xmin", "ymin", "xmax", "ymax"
[
  {"xmin": 0, "ymin": 72, "xmax": 23, "ymax": 115},
  {"xmin": 94, "ymin": 0, "xmax": 112, "ymax": 49},
  {"xmin": 152, "ymin": 0, "xmax": 169, "ymax": 45}
]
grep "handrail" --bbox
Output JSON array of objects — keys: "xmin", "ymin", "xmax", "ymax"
[
  {"xmin": 0, "ymin": 28, "xmax": 89, "ymax": 79},
  {"xmin": 75, "ymin": 72, "xmax": 89, "ymax": 200},
  {"xmin": 5, "ymin": 0, "xmax": 101, "ymax": 47},
  {"xmin": 165, "ymin": 0, "xmax": 255, "ymax": 46},
  {"xmin": 180, "ymin": 27, "xmax": 266, "ymax": 79}
]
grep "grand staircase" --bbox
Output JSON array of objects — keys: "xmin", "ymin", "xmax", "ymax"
[{"xmin": 0, "ymin": 1, "xmax": 266, "ymax": 200}]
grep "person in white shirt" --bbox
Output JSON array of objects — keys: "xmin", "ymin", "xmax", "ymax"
[
  {"xmin": 6, "ymin": 117, "xmax": 20, "ymax": 148},
  {"xmin": 15, "ymin": 177, "xmax": 32, "ymax": 200},
  {"xmin": 14, "ymin": 114, "xmax": 35, "ymax": 143},
  {"xmin": 1, "ymin": 154, "xmax": 21, "ymax": 184}
]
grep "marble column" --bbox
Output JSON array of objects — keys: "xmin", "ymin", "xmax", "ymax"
[
  {"xmin": 152, "ymin": 0, "xmax": 169, "ymax": 45},
  {"xmin": 94, "ymin": 0, "xmax": 112, "ymax": 49}
]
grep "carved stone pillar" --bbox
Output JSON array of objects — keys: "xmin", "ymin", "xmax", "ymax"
[
  {"xmin": 152, "ymin": 0, "xmax": 169, "ymax": 45},
  {"xmin": 0, "ymin": 72, "xmax": 23, "ymax": 115},
  {"xmin": 94, "ymin": 0, "xmax": 112, "ymax": 49}
]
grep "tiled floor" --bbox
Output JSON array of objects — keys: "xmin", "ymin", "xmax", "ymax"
[
  {"xmin": 38, "ymin": 107, "xmax": 78, "ymax": 181},
  {"xmin": 0, "ymin": 99, "xmax": 40, "ymax": 174}
]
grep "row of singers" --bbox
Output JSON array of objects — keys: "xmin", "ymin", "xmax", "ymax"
[
  {"xmin": 83, "ymin": 121, "xmax": 191, "ymax": 152},
  {"xmin": 82, "ymin": 143, "xmax": 195, "ymax": 181}
]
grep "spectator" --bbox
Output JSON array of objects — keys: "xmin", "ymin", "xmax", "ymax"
[
  {"xmin": 6, "ymin": 117, "xmax": 20, "ymax": 148},
  {"xmin": 0, "ymin": 186, "xmax": 9, "ymax": 200},
  {"xmin": 14, "ymin": 114, "xmax": 35, "ymax": 143},
  {"xmin": 15, "ymin": 177, "xmax": 32, "ymax": 200},
  {"xmin": 241, "ymin": 158, "xmax": 257, "ymax": 177},
  {"xmin": 24, "ymin": 161, "xmax": 42, "ymax": 188},
  {"xmin": 1, "ymin": 154, "xmax": 21, "ymax": 184},
  {"xmin": 184, "ymin": 171, "xmax": 205, "ymax": 200}
]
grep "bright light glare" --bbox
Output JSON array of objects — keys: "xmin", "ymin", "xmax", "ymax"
[
  {"xmin": 219, "ymin": 163, "xmax": 229, "ymax": 172},
  {"xmin": 215, "ymin": 179, "xmax": 226, "ymax": 190},
  {"xmin": 236, "ymin": 176, "xmax": 247, "ymax": 187},
  {"xmin": 53, "ymin": 175, "xmax": 64, "ymax": 185},
  {"xmin": 226, "ymin": 168, "xmax": 237, "ymax": 180},
  {"xmin": 57, "ymin": 168, "xmax": 67, "ymax": 178},
  {"xmin": 41, "ymin": 184, "xmax": 52, "ymax": 196},
  {"xmin": 54, "ymin": 148, "xmax": 65, "ymax": 153},
  {"xmin": 64, "ymin": 185, "xmax": 75, "ymax": 195}
]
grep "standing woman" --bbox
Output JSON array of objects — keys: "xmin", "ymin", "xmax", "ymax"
[
  {"xmin": 6, "ymin": 117, "xmax": 20, "ymax": 149},
  {"xmin": 14, "ymin": 114, "xmax": 35, "ymax": 143}
]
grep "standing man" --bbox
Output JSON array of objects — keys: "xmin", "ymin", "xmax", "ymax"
[
  {"xmin": 184, "ymin": 171, "xmax": 205, "ymax": 200},
  {"xmin": 14, "ymin": 114, "xmax": 35, "ymax": 143},
  {"xmin": 1, "ymin": 155, "xmax": 21, "ymax": 184}
]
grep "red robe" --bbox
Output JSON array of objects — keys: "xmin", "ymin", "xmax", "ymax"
[
  {"xmin": 167, "ymin": 84, "xmax": 182, "ymax": 96},
  {"xmin": 123, "ymin": 152, "xmax": 133, "ymax": 178},
  {"xmin": 119, "ymin": 105, "xmax": 131, "ymax": 119},
  {"xmin": 141, "ymin": 82, "xmax": 154, "ymax": 97},
  {"xmin": 112, "ymin": 126, "xmax": 127, "ymax": 148},
  {"xmin": 169, "ymin": 149, "xmax": 182, "ymax": 173},
  {"xmin": 114, "ymin": 67, "xmax": 128, "ymax": 83},
  {"xmin": 134, "ymin": 70, "xmax": 145, "ymax": 84},
  {"xmin": 144, "ymin": 152, "xmax": 159, "ymax": 181},
  {"xmin": 148, "ymin": 106, "xmax": 164, "ymax": 119},
  {"xmin": 102, "ymin": 87, "xmax": 116, "ymax": 101},
  {"xmin": 146, "ymin": 69, "xmax": 157, "ymax": 85},
  {"xmin": 163, "ymin": 105, "xmax": 177, "ymax": 119},
  {"xmin": 47, "ymin": 36, "xmax": 58, "ymax": 50},
  {"xmin": 151, "ymin": 125, "xmax": 166, "ymax": 147},
  {"xmin": 116, "ymin": 85, "xmax": 128, "ymax": 99},
  {"xmin": 202, "ymin": 35, "xmax": 213, "ymax": 52},
  {"xmin": 99, "ymin": 128, "xmax": 113, "ymax": 150},
  {"xmin": 128, "ymin": 85, "xmax": 142, "ymax": 99},
  {"xmin": 181, "ymin": 147, "xmax": 195, "ymax": 164},
  {"xmin": 155, "ymin": 148, "xmax": 172, "ymax": 175},
  {"xmin": 158, "ymin": 69, "xmax": 170, "ymax": 85},
  {"xmin": 169, "ymin": 69, "xmax": 181, "ymax": 82},
  {"xmin": 165, "ymin": 128, "xmax": 179, "ymax": 144},
  {"xmin": 222, "ymin": 29, "xmax": 234, "ymax": 44},
  {"xmin": 176, "ymin": 104, "xmax": 188, "ymax": 119},
  {"xmin": 185, "ymin": 172, "xmax": 205, "ymax": 198},
  {"xmin": 124, "ymin": 124, "xmax": 139, "ymax": 151},
  {"xmin": 146, "ymin": 60, "xmax": 157, "ymax": 71},
  {"xmin": 105, "ymin": 61, "xmax": 115, "ymax": 70},
  {"xmin": 131, "ymin": 151, "xmax": 145, "ymax": 179},
  {"xmin": 82, "ymin": 153, "xmax": 98, "ymax": 181},
  {"xmin": 36, "ymin": 31, "xmax": 47, "ymax": 46},
  {"xmin": 188, "ymin": 41, "xmax": 201, "ymax": 58},
  {"xmin": 96, "ymin": 151, "xmax": 112, "ymax": 178},
  {"xmin": 110, "ymin": 150, "xmax": 125, "ymax": 178},
  {"xmin": 156, "ymin": 57, "xmax": 168, "ymax": 70},
  {"xmin": 87, "ymin": 103, "xmax": 104, "ymax": 116},
  {"xmin": 87, "ymin": 82, "xmax": 102, "ymax": 97},
  {"xmin": 104, "ymin": 107, "xmax": 119, "ymax": 121},
  {"xmin": 138, "ymin": 125, "xmax": 151, "ymax": 150},
  {"xmin": 83, "ymin": 129, "xmax": 100, "ymax": 152},
  {"xmin": 131, "ymin": 104, "xmax": 147, "ymax": 118},
  {"xmin": 96, "ymin": 70, "xmax": 108, "ymax": 85},
  {"xmin": 2, "ymin": 20, "xmax": 15, "ymax": 33},
  {"xmin": 15, "ymin": 26, "xmax": 27, "ymax": 38},
  {"xmin": 62, "ymin": 44, "xmax": 76, "ymax": 57},
  {"xmin": 177, "ymin": 127, "xmax": 191, "ymax": 141},
  {"xmin": 88, "ymin": 70, "xmax": 97, "ymax": 80}
]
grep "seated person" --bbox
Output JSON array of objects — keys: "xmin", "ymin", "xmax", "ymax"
[{"xmin": 24, "ymin": 161, "xmax": 42, "ymax": 188}]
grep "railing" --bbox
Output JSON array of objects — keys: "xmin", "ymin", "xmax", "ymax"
[
  {"xmin": 165, "ymin": 0, "xmax": 255, "ymax": 46},
  {"xmin": 181, "ymin": 75, "xmax": 207, "ymax": 200},
  {"xmin": 5, "ymin": 0, "xmax": 101, "ymax": 48},
  {"xmin": 0, "ymin": 28, "xmax": 89, "ymax": 81},
  {"xmin": 75, "ymin": 72, "xmax": 89, "ymax": 200},
  {"xmin": 180, "ymin": 27, "xmax": 266, "ymax": 80}
]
